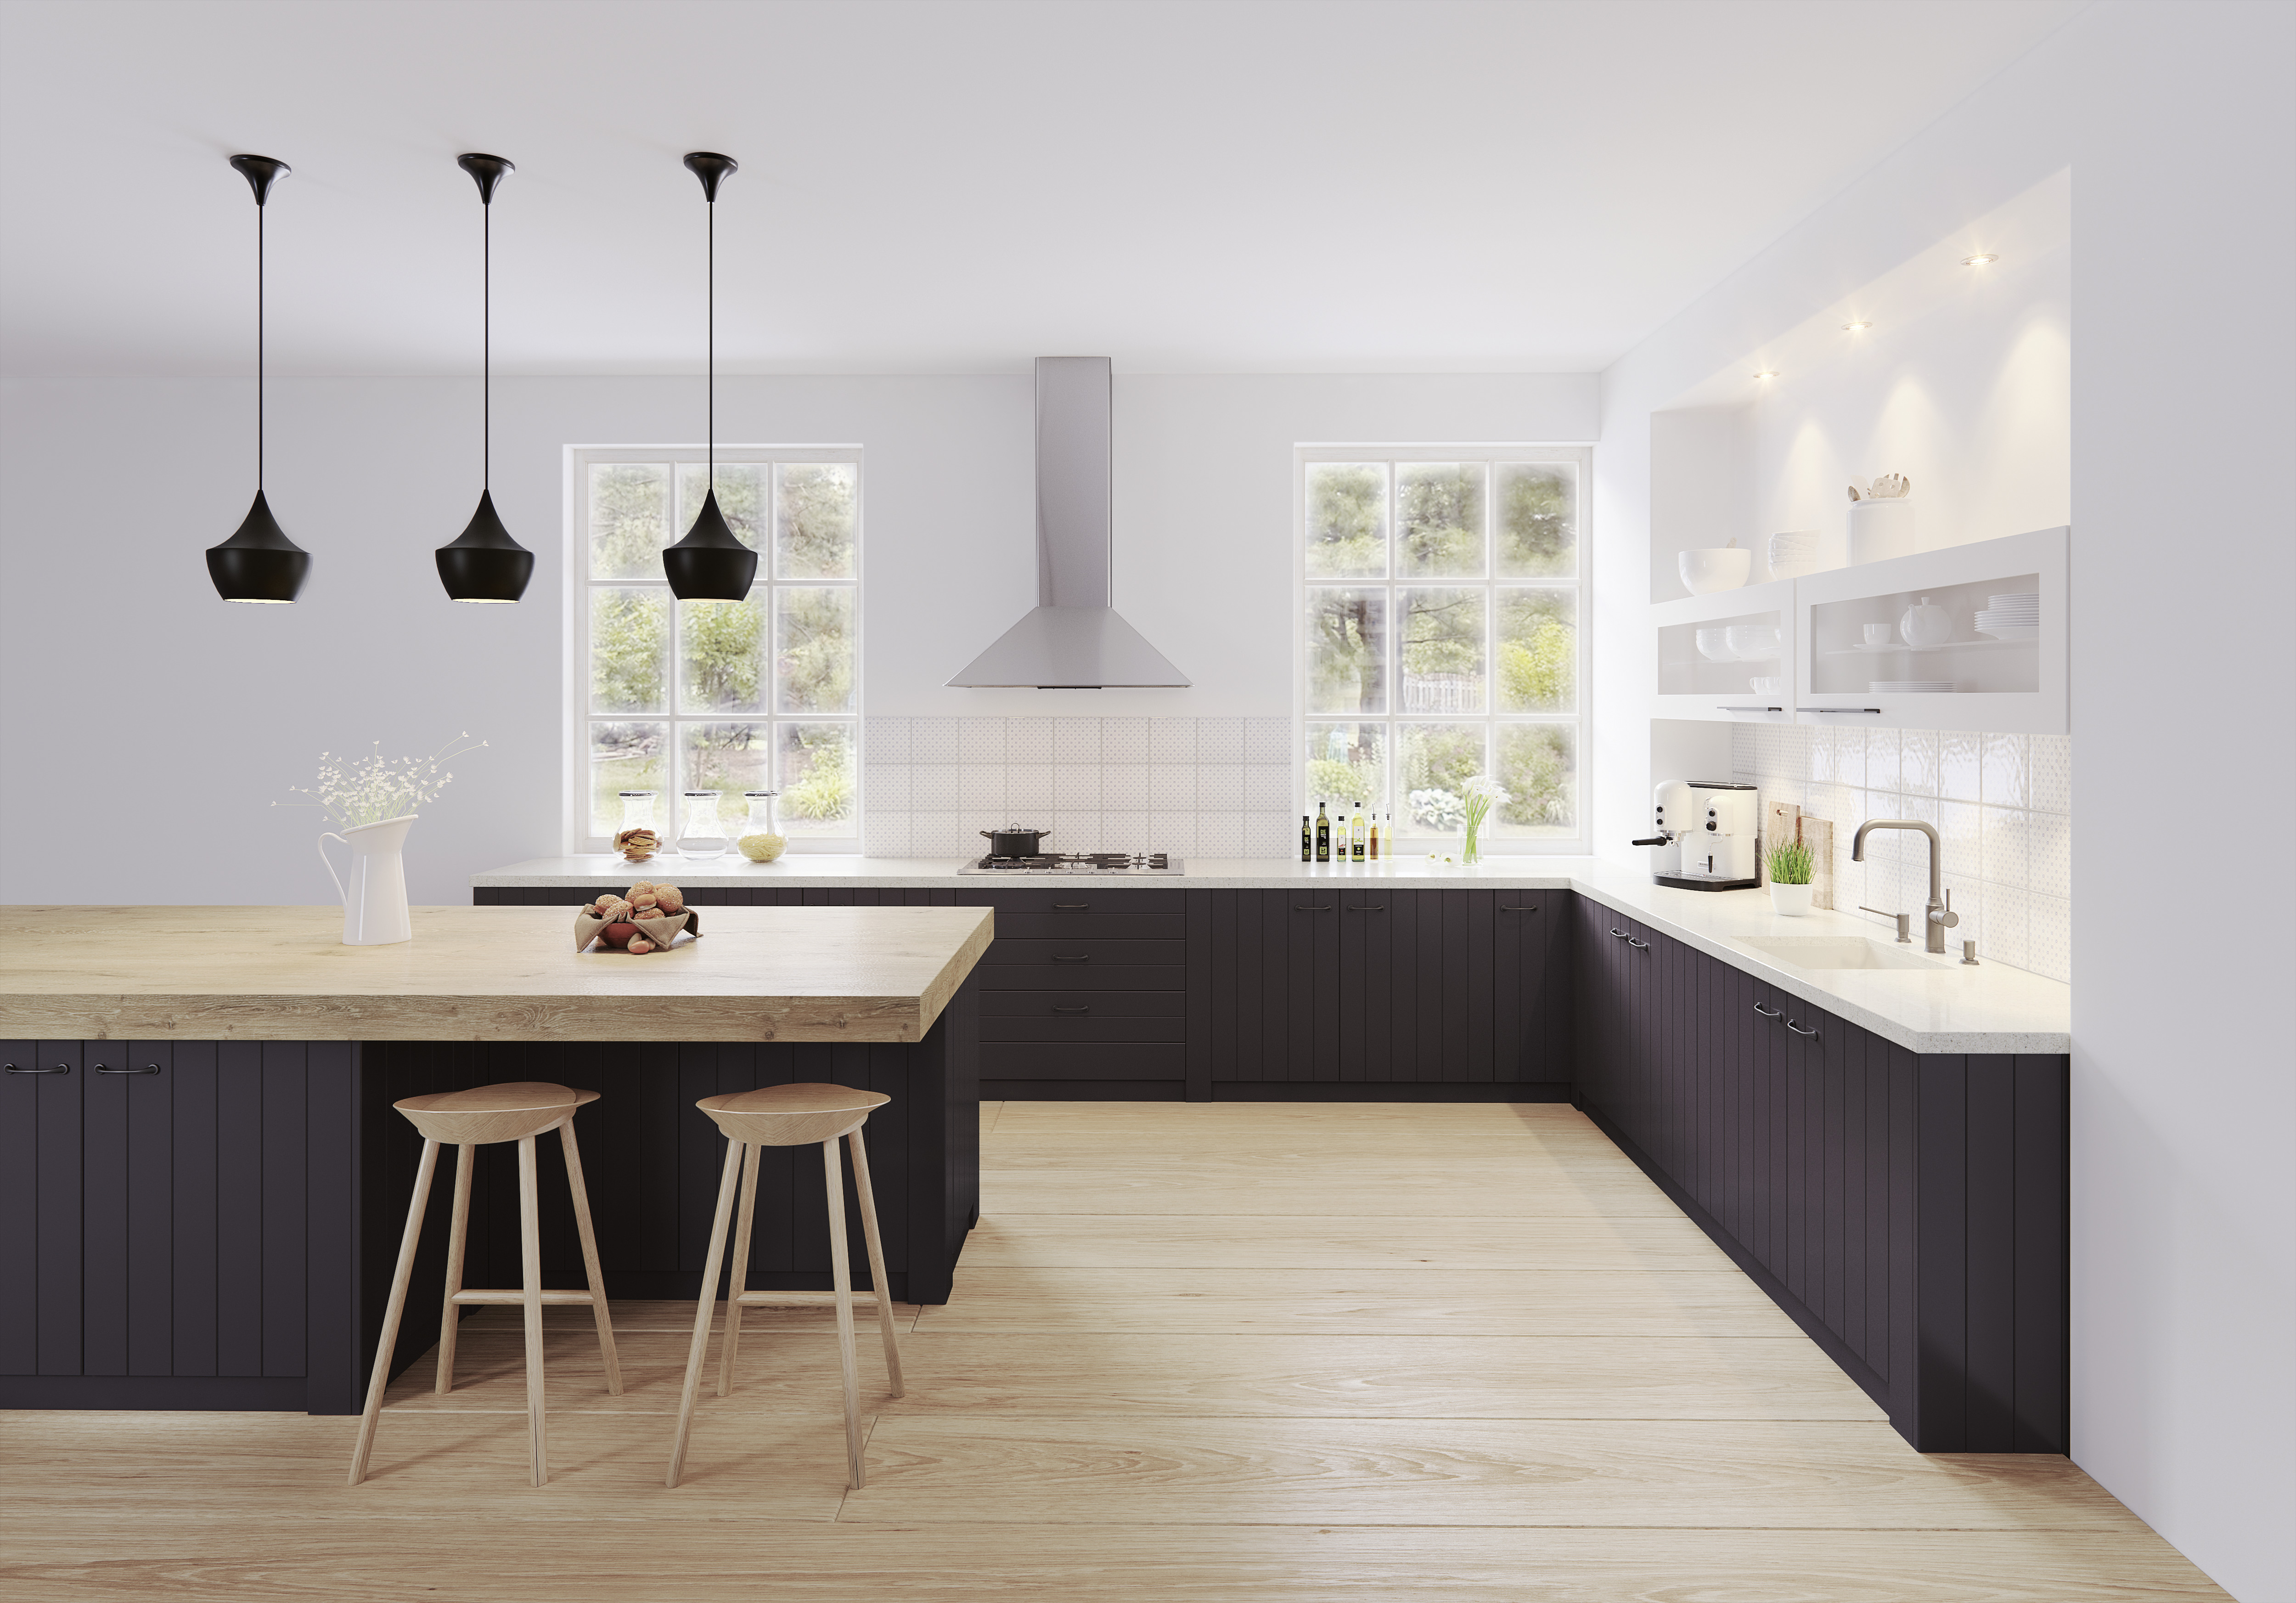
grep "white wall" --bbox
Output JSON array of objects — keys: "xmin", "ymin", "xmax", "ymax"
[
  {"xmin": 0, "ymin": 369, "xmax": 1593, "ymax": 906},
  {"xmin": 1595, "ymin": 4, "xmax": 2295, "ymax": 1595}
]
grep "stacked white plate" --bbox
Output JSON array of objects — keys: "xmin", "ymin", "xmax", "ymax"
[
  {"xmin": 1975, "ymin": 592, "xmax": 2040, "ymax": 641},
  {"xmin": 1767, "ymin": 531, "xmax": 1823, "ymax": 578},
  {"xmin": 1871, "ymin": 679, "xmax": 1955, "ymax": 693}
]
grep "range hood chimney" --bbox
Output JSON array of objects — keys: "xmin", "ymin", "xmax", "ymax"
[{"xmin": 947, "ymin": 356, "xmax": 1190, "ymax": 688}]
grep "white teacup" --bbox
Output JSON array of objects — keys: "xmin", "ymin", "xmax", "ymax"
[{"xmin": 1863, "ymin": 622, "xmax": 1890, "ymax": 646}]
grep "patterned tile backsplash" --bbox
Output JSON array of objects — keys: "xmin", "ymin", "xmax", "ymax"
[
  {"xmin": 861, "ymin": 717, "xmax": 1298, "ymax": 862},
  {"xmin": 1732, "ymin": 725, "xmax": 2072, "ymax": 982}
]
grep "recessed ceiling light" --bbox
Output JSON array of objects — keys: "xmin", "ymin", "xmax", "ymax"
[
  {"xmin": 1842, "ymin": 320, "xmax": 1872, "ymax": 332},
  {"xmin": 1962, "ymin": 253, "xmax": 1999, "ymax": 266},
  {"xmin": 1753, "ymin": 369, "xmax": 1778, "ymax": 380}
]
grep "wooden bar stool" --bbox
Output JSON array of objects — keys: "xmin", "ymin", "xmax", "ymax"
[
  {"xmin": 666, "ymin": 1083, "xmax": 904, "ymax": 1490},
  {"xmin": 349, "ymin": 1081, "xmax": 622, "ymax": 1488}
]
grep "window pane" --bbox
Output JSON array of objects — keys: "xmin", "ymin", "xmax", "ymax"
[
  {"xmin": 588, "ymin": 722, "xmax": 667, "ymax": 837},
  {"xmin": 590, "ymin": 588, "xmax": 669, "ymax": 714},
  {"xmin": 1397, "ymin": 463, "xmax": 1485, "ymax": 578},
  {"xmin": 1398, "ymin": 587, "xmax": 1486, "ymax": 715},
  {"xmin": 1306, "ymin": 722, "xmax": 1385, "ymax": 817},
  {"xmin": 776, "ymin": 587, "xmax": 856, "ymax": 714},
  {"xmin": 1306, "ymin": 588, "xmax": 1386, "ymax": 714},
  {"xmin": 1398, "ymin": 723, "xmax": 1487, "ymax": 834},
  {"xmin": 1493, "ymin": 723, "xmax": 1577, "ymax": 836},
  {"xmin": 679, "ymin": 593, "xmax": 767, "ymax": 713},
  {"xmin": 589, "ymin": 463, "xmax": 669, "ymax": 579},
  {"xmin": 1496, "ymin": 461, "xmax": 1576, "ymax": 577},
  {"xmin": 777, "ymin": 463, "xmax": 857, "ymax": 578},
  {"xmin": 676, "ymin": 463, "xmax": 764, "ymax": 547},
  {"xmin": 1305, "ymin": 463, "xmax": 1388, "ymax": 579},
  {"xmin": 778, "ymin": 722, "xmax": 856, "ymax": 835},
  {"xmin": 680, "ymin": 722, "xmax": 771, "ymax": 823},
  {"xmin": 1495, "ymin": 587, "xmax": 1577, "ymax": 713}
]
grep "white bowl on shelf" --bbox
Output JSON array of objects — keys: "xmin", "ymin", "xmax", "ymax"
[
  {"xmin": 1750, "ymin": 676, "xmax": 1784, "ymax": 697},
  {"xmin": 1725, "ymin": 623, "xmax": 1782, "ymax": 660},
  {"xmin": 1679, "ymin": 548, "xmax": 1751, "ymax": 596},
  {"xmin": 1766, "ymin": 531, "xmax": 1823, "ymax": 578},
  {"xmin": 1695, "ymin": 627, "xmax": 1735, "ymax": 661}
]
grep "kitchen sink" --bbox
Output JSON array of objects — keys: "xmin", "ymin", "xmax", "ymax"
[{"xmin": 1737, "ymin": 936, "xmax": 1946, "ymax": 971}]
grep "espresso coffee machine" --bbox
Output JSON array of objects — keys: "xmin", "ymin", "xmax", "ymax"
[{"xmin": 1634, "ymin": 780, "xmax": 1761, "ymax": 891}]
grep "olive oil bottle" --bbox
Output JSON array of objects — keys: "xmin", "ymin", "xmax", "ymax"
[
  {"xmin": 1301, "ymin": 814, "xmax": 1312, "ymax": 862},
  {"xmin": 1315, "ymin": 800, "xmax": 1330, "ymax": 863}
]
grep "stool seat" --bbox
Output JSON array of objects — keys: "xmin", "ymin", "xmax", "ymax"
[
  {"xmin": 394, "ymin": 1082, "xmax": 599, "ymax": 1145},
  {"xmin": 697, "ymin": 1082, "xmax": 889, "ymax": 1147}
]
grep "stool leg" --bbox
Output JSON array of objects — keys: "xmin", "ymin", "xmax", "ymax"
[
  {"xmin": 434, "ymin": 1143, "xmax": 475, "ymax": 1394},
  {"xmin": 717, "ymin": 1141, "xmax": 762, "ymax": 1397},
  {"xmin": 558, "ymin": 1118, "xmax": 622, "ymax": 1396},
  {"xmin": 517, "ymin": 1134, "xmax": 548, "ymax": 1487},
  {"xmin": 846, "ymin": 1125, "xmax": 905, "ymax": 1397},
  {"xmin": 667, "ymin": 1136, "xmax": 746, "ymax": 1488},
  {"xmin": 823, "ymin": 1135, "xmax": 865, "ymax": 1489},
  {"xmin": 349, "ymin": 1137, "xmax": 439, "ymax": 1486}
]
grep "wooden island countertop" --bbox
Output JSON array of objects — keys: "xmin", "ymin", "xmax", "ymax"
[{"xmin": 0, "ymin": 903, "xmax": 994, "ymax": 1043}]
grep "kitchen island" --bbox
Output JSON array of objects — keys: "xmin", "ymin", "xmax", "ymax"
[{"xmin": 0, "ymin": 903, "xmax": 991, "ymax": 1416}]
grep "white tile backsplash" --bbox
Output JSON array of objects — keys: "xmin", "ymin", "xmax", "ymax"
[{"xmin": 1733, "ymin": 723, "xmax": 2072, "ymax": 982}]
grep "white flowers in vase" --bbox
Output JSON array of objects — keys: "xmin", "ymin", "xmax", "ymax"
[
  {"xmin": 277, "ymin": 732, "xmax": 487, "ymax": 831},
  {"xmin": 1459, "ymin": 774, "xmax": 1511, "ymax": 864}
]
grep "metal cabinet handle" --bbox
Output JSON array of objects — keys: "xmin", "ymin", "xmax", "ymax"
[
  {"xmin": 1627, "ymin": 937, "xmax": 1650, "ymax": 950},
  {"xmin": 1753, "ymin": 1002, "xmax": 1783, "ymax": 1020},
  {"xmin": 1296, "ymin": 903, "xmax": 1333, "ymax": 912},
  {"xmin": 1051, "ymin": 902, "xmax": 1090, "ymax": 910},
  {"xmin": 1785, "ymin": 1019, "xmax": 1820, "ymax": 1038},
  {"xmin": 1050, "ymin": 954, "xmax": 1092, "ymax": 963},
  {"xmin": 1500, "ymin": 905, "xmax": 1539, "ymax": 913},
  {"xmin": 95, "ymin": 1064, "xmax": 162, "ymax": 1075},
  {"xmin": 1346, "ymin": 903, "xmax": 1386, "ymax": 913},
  {"xmin": 1610, "ymin": 928, "xmax": 1627, "ymax": 939},
  {"xmin": 5, "ymin": 1063, "xmax": 73, "ymax": 1075},
  {"xmin": 1051, "ymin": 1005, "xmax": 1090, "ymax": 1015}
]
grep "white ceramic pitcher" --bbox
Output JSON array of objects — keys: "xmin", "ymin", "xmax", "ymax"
[{"xmin": 319, "ymin": 814, "xmax": 416, "ymax": 945}]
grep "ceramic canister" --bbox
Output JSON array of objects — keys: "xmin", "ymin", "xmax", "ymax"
[{"xmin": 1848, "ymin": 497, "xmax": 1917, "ymax": 564}]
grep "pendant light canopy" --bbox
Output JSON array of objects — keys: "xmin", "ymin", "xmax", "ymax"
[
  {"xmin": 436, "ymin": 152, "xmax": 534, "ymax": 603},
  {"xmin": 207, "ymin": 154, "xmax": 310, "ymax": 604},
  {"xmin": 661, "ymin": 151, "xmax": 758, "ymax": 602}
]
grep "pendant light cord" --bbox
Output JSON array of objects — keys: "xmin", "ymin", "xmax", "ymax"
[
  {"xmin": 707, "ymin": 196, "xmax": 715, "ymax": 496},
  {"xmin": 256, "ymin": 192, "xmax": 265, "ymax": 491},
  {"xmin": 483, "ymin": 194, "xmax": 491, "ymax": 491}
]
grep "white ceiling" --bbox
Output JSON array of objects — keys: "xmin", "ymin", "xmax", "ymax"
[{"xmin": 0, "ymin": 0, "xmax": 2081, "ymax": 378}]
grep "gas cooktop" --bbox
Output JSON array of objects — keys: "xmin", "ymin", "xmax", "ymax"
[{"xmin": 956, "ymin": 852, "xmax": 1184, "ymax": 875}]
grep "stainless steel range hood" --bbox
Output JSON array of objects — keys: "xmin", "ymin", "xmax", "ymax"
[{"xmin": 947, "ymin": 356, "xmax": 1190, "ymax": 688}]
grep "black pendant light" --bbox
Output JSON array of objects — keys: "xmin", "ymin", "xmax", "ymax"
[
  {"xmin": 661, "ymin": 151, "xmax": 757, "ymax": 601},
  {"xmin": 436, "ymin": 152, "xmax": 534, "ymax": 603},
  {"xmin": 207, "ymin": 155, "xmax": 310, "ymax": 604}
]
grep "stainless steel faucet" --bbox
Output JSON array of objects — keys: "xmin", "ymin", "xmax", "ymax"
[{"xmin": 1851, "ymin": 818, "xmax": 1961, "ymax": 954}]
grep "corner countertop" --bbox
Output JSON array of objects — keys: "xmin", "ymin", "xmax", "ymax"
[{"xmin": 475, "ymin": 856, "xmax": 2069, "ymax": 1056}]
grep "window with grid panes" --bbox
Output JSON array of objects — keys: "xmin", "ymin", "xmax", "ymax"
[
  {"xmin": 573, "ymin": 448, "xmax": 859, "ymax": 851},
  {"xmin": 1298, "ymin": 447, "xmax": 1588, "ymax": 852}
]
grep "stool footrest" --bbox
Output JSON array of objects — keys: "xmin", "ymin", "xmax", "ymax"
[
  {"xmin": 450, "ymin": 1289, "xmax": 603, "ymax": 1306},
  {"xmin": 733, "ymin": 1290, "xmax": 882, "ymax": 1309}
]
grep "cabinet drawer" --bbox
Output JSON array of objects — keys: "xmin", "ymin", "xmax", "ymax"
[
  {"xmin": 959, "ymin": 888, "xmax": 1183, "ymax": 915},
  {"xmin": 976, "ymin": 964, "xmax": 1186, "ymax": 992},
  {"xmin": 979, "ymin": 1044, "xmax": 1186, "ymax": 1080},
  {"xmin": 981, "ymin": 1011, "xmax": 1184, "ymax": 1044},
  {"xmin": 981, "ymin": 991, "xmax": 1186, "ymax": 1019},
  {"xmin": 990, "ymin": 913, "xmax": 1185, "ymax": 941},
  {"xmin": 980, "ymin": 939, "xmax": 1184, "ymax": 968}
]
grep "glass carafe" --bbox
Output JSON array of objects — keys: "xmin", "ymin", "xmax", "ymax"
[
  {"xmin": 738, "ymin": 790, "xmax": 786, "ymax": 862},
  {"xmin": 615, "ymin": 790, "xmax": 660, "ymax": 859},
  {"xmin": 676, "ymin": 791, "xmax": 730, "ymax": 859}
]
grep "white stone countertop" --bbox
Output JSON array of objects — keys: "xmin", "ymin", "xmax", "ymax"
[{"xmin": 475, "ymin": 854, "xmax": 2070, "ymax": 1056}]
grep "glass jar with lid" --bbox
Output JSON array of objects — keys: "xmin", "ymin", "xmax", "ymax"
[
  {"xmin": 738, "ymin": 790, "xmax": 787, "ymax": 863},
  {"xmin": 676, "ymin": 791, "xmax": 730, "ymax": 859}
]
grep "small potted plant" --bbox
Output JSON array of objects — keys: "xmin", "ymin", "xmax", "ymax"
[{"xmin": 1767, "ymin": 837, "xmax": 1816, "ymax": 916}]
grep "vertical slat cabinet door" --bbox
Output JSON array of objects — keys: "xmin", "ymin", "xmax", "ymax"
[
  {"xmin": 1337, "ymin": 891, "xmax": 1367, "ymax": 1084},
  {"xmin": 1496, "ymin": 892, "xmax": 1552, "ymax": 1084},
  {"xmin": 1349, "ymin": 892, "xmax": 1394, "ymax": 1082},
  {"xmin": 81, "ymin": 1042, "xmax": 132, "ymax": 1376},
  {"xmin": 124, "ymin": 1044, "xmax": 174, "ymax": 1376},
  {"xmin": 0, "ymin": 1042, "xmax": 45, "ymax": 1373},
  {"xmin": 33, "ymin": 1042, "xmax": 84, "ymax": 1375},
  {"xmin": 1750, "ymin": 981, "xmax": 1789, "ymax": 1285},
  {"xmin": 171, "ymin": 1043, "xmax": 220, "ymax": 1378},
  {"xmin": 1285, "ymin": 892, "xmax": 1324, "ymax": 1081},
  {"xmin": 1387, "ymin": 892, "xmax": 1423, "ymax": 1084},
  {"xmin": 1252, "ymin": 890, "xmax": 1288, "ymax": 1084}
]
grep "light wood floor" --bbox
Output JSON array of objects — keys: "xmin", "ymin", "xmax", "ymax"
[{"xmin": 0, "ymin": 1101, "xmax": 2226, "ymax": 1601}]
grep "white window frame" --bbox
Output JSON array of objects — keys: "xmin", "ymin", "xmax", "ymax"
[
  {"xmin": 564, "ymin": 444, "xmax": 863, "ymax": 855},
  {"xmin": 1293, "ymin": 444, "xmax": 1593, "ymax": 856}
]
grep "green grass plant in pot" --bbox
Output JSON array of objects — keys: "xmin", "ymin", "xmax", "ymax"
[{"xmin": 1767, "ymin": 837, "xmax": 1816, "ymax": 917}]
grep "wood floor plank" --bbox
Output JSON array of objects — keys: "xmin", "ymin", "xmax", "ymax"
[
  {"xmin": 982, "ymin": 1172, "xmax": 1684, "ymax": 1217},
  {"xmin": 960, "ymin": 1212, "xmax": 1739, "ymax": 1270},
  {"xmin": 844, "ymin": 1416, "xmax": 2137, "ymax": 1530},
  {"xmin": 378, "ymin": 1328, "xmax": 906, "ymax": 1417},
  {"xmin": 914, "ymin": 1266, "xmax": 1807, "ymax": 1336},
  {"xmin": 0, "ymin": 1522, "xmax": 2232, "ymax": 1602}
]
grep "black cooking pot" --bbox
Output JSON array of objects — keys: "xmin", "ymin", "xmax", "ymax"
[{"xmin": 980, "ymin": 824, "xmax": 1051, "ymax": 857}]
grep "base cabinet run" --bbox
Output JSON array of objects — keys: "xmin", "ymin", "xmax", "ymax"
[{"xmin": 1573, "ymin": 897, "xmax": 2070, "ymax": 1453}]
